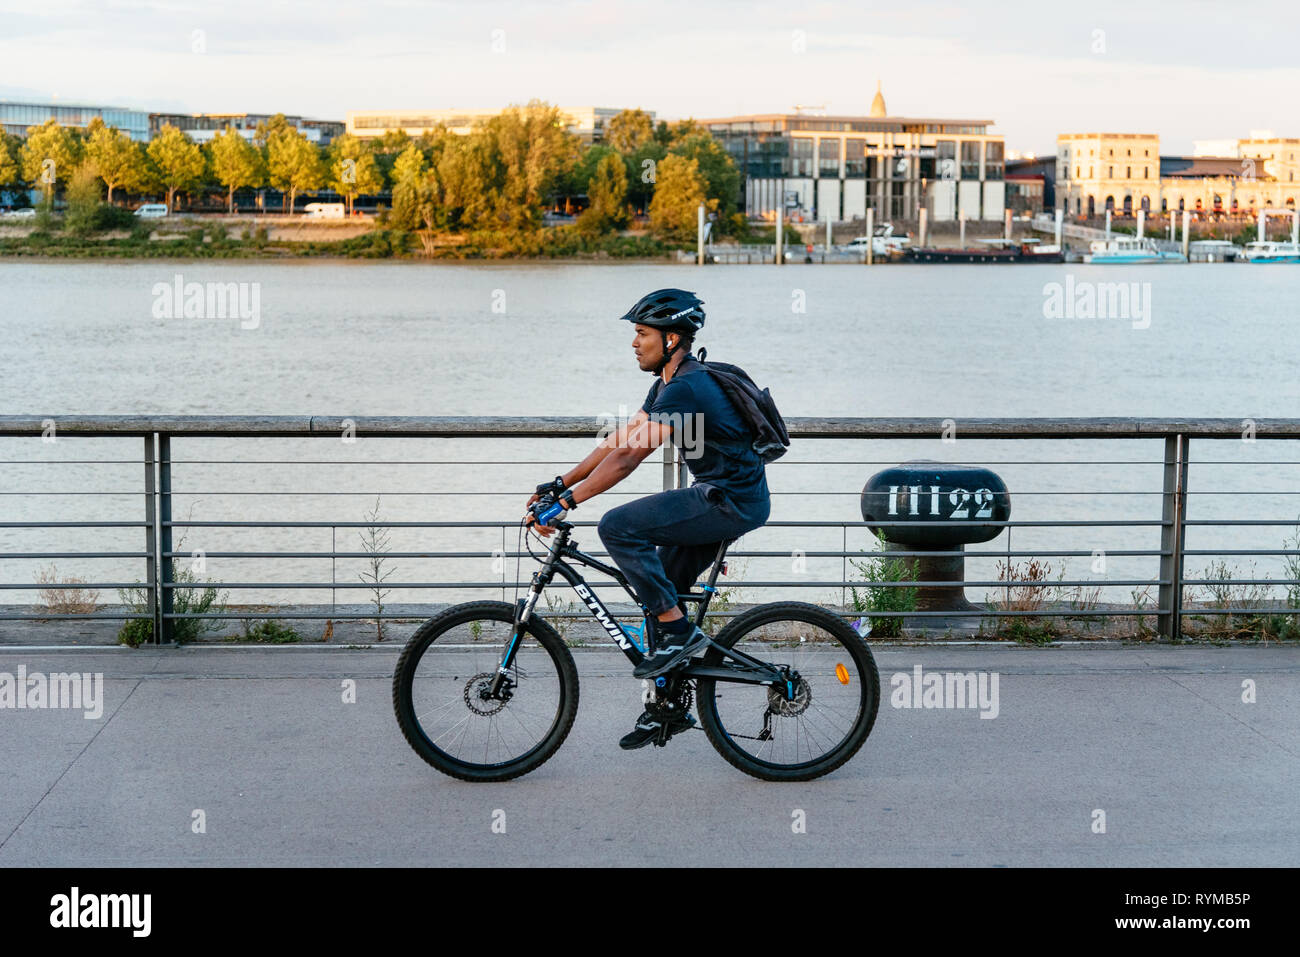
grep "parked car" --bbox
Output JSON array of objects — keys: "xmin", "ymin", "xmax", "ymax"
[
  {"xmin": 134, "ymin": 203, "xmax": 169, "ymax": 219},
  {"xmin": 1, "ymin": 208, "xmax": 37, "ymax": 219}
]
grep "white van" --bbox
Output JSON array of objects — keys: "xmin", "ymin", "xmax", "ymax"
[
  {"xmin": 134, "ymin": 203, "xmax": 169, "ymax": 219},
  {"xmin": 303, "ymin": 202, "xmax": 345, "ymax": 219}
]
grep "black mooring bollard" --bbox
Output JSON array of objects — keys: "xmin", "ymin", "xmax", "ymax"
[{"xmin": 860, "ymin": 460, "xmax": 1011, "ymax": 613}]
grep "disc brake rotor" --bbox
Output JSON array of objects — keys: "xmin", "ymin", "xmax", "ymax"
[
  {"xmin": 464, "ymin": 672, "xmax": 508, "ymax": 716},
  {"xmin": 767, "ymin": 675, "xmax": 812, "ymax": 717}
]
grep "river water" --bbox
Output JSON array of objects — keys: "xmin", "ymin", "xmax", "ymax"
[{"xmin": 3, "ymin": 259, "xmax": 1298, "ymax": 616}]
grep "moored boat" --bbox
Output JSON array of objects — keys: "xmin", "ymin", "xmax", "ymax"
[
  {"xmin": 1084, "ymin": 237, "xmax": 1186, "ymax": 264},
  {"xmin": 1239, "ymin": 241, "xmax": 1300, "ymax": 263}
]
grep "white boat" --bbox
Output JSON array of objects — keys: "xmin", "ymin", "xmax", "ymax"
[
  {"xmin": 841, "ymin": 222, "xmax": 911, "ymax": 257},
  {"xmin": 1239, "ymin": 241, "xmax": 1300, "ymax": 263},
  {"xmin": 1084, "ymin": 236, "xmax": 1186, "ymax": 264}
]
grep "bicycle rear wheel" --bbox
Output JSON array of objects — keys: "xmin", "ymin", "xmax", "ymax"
[
  {"xmin": 696, "ymin": 601, "xmax": 879, "ymax": 781},
  {"xmin": 392, "ymin": 600, "xmax": 579, "ymax": 782}
]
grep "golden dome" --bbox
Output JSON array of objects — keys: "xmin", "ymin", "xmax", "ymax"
[{"xmin": 869, "ymin": 80, "xmax": 887, "ymax": 118}]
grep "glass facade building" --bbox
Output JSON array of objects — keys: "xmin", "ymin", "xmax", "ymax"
[
  {"xmin": 702, "ymin": 109, "xmax": 1006, "ymax": 223},
  {"xmin": 0, "ymin": 101, "xmax": 151, "ymax": 141}
]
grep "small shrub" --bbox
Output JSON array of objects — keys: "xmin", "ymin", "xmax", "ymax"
[
  {"xmin": 240, "ymin": 619, "xmax": 302, "ymax": 643},
  {"xmin": 34, "ymin": 563, "xmax": 102, "ymax": 619},
  {"xmin": 94, "ymin": 204, "xmax": 137, "ymax": 231},
  {"xmin": 848, "ymin": 531, "xmax": 919, "ymax": 639}
]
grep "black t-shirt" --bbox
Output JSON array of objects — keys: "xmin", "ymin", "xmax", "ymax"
[{"xmin": 640, "ymin": 355, "xmax": 770, "ymax": 503}]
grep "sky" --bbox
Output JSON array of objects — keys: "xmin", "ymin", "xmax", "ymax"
[{"xmin": 1, "ymin": 0, "xmax": 1297, "ymax": 154}]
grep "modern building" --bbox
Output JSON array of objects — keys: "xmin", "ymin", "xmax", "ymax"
[
  {"xmin": 1006, "ymin": 155, "xmax": 1056, "ymax": 214},
  {"xmin": 345, "ymin": 106, "xmax": 649, "ymax": 145},
  {"xmin": 1057, "ymin": 133, "xmax": 1300, "ymax": 216},
  {"xmin": 0, "ymin": 100, "xmax": 151, "ymax": 142},
  {"xmin": 698, "ymin": 85, "xmax": 1005, "ymax": 223},
  {"xmin": 149, "ymin": 113, "xmax": 345, "ymax": 146}
]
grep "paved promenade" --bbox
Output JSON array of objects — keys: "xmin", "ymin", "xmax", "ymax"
[{"xmin": 1, "ymin": 644, "xmax": 1296, "ymax": 866}]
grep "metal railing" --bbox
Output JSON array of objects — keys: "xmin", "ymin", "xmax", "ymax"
[{"xmin": 2, "ymin": 415, "xmax": 1300, "ymax": 644}]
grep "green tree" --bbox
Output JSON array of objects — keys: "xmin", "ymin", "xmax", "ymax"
[
  {"xmin": 0, "ymin": 132, "xmax": 21, "ymax": 202},
  {"xmin": 267, "ymin": 127, "xmax": 325, "ymax": 213},
  {"xmin": 252, "ymin": 112, "xmax": 294, "ymax": 148},
  {"xmin": 625, "ymin": 140, "xmax": 667, "ymax": 215},
  {"xmin": 670, "ymin": 131, "xmax": 741, "ymax": 222},
  {"xmin": 479, "ymin": 100, "xmax": 580, "ymax": 229},
  {"xmin": 20, "ymin": 119, "xmax": 83, "ymax": 201},
  {"xmin": 327, "ymin": 134, "xmax": 383, "ymax": 215},
  {"xmin": 649, "ymin": 153, "xmax": 715, "ymax": 242},
  {"xmin": 208, "ymin": 126, "xmax": 264, "ymax": 212},
  {"xmin": 577, "ymin": 150, "xmax": 629, "ymax": 236},
  {"xmin": 84, "ymin": 119, "xmax": 147, "ymax": 205},
  {"xmin": 63, "ymin": 161, "xmax": 103, "ymax": 235},
  {"xmin": 389, "ymin": 143, "xmax": 428, "ymax": 231},
  {"xmin": 606, "ymin": 108, "xmax": 655, "ymax": 154},
  {"xmin": 146, "ymin": 124, "xmax": 205, "ymax": 212}
]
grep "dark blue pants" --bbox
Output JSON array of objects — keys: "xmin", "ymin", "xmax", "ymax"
[{"xmin": 597, "ymin": 483, "xmax": 770, "ymax": 616}]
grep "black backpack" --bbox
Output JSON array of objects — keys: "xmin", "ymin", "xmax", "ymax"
[{"xmin": 690, "ymin": 348, "xmax": 792, "ymax": 463}]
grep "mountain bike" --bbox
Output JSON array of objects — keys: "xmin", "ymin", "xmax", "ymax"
[{"xmin": 392, "ymin": 486, "xmax": 880, "ymax": 782}]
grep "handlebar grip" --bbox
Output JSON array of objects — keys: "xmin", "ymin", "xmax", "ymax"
[{"xmin": 536, "ymin": 500, "xmax": 566, "ymax": 526}]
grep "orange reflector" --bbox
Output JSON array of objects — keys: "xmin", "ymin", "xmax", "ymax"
[{"xmin": 835, "ymin": 663, "xmax": 850, "ymax": 685}]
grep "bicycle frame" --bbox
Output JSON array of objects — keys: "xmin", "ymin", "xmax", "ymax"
[{"xmin": 489, "ymin": 521, "xmax": 789, "ymax": 697}]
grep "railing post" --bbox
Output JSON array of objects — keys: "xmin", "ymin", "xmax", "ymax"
[
  {"xmin": 662, "ymin": 443, "xmax": 675, "ymax": 491},
  {"xmin": 144, "ymin": 433, "xmax": 159, "ymax": 643},
  {"xmin": 1158, "ymin": 433, "xmax": 1186, "ymax": 639},
  {"xmin": 158, "ymin": 432, "xmax": 175, "ymax": 644},
  {"xmin": 676, "ymin": 443, "xmax": 689, "ymax": 489}
]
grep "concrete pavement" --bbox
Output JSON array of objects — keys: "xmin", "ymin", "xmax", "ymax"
[{"xmin": 1, "ymin": 644, "xmax": 1297, "ymax": 866}]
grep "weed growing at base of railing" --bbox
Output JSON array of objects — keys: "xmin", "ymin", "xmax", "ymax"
[
  {"xmin": 847, "ymin": 532, "xmax": 919, "ymax": 639},
  {"xmin": 984, "ymin": 557, "xmax": 1060, "ymax": 640},
  {"xmin": 1185, "ymin": 559, "xmax": 1274, "ymax": 638},
  {"xmin": 238, "ymin": 619, "xmax": 302, "ymax": 643},
  {"xmin": 33, "ymin": 562, "xmax": 102, "ymax": 620},
  {"xmin": 116, "ymin": 526, "xmax": 229, "ymax": 646},
  {"xmin": 1129, "ymin": 584, "xmax": 1156, "ymax": 640},
  {"xmin": 116, "ymin": 563, "xmax": 228, "ymax": 646},
  {"xmin": 544, "ymin": 590, "xmax": 581, "ymax": 644},
  {"xmin": 357, "ymin": 496, "xmax": 394, "ymax": 642}
]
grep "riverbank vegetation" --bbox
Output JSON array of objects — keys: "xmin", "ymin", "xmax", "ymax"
[{"xmin": 0, "ymin": 103, "xmax": 741, "ymax": 259}]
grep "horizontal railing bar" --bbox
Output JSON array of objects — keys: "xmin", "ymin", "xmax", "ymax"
[
  {"xmin": 148, "ymin": 548, "xmax": 1173, "ymax": 562},
  {"xmin": 15, "ymin": 458, "xmax": 1300, "ymax": 467},
  {"xmin": 151, "ymin": 519, "xmax": 1170, "ymax": 529},
  {"xmin": 1183, "ymin": 519, "xmax": 1300, "ymax": 526},
  {"xmin": 155, "ymin": 578, "xmax": 1171, "ymax": 590},
  {"xmin": 1182, "ymin": 579, "xmax": 1300, "ymax": 586},
  {"xmin": 154, "ymin": 608, "xmax": 1173, "ymax": 620},
  {"xmin": 0, "ymin": 522, "xmax": 147, "ymax": 528},
  {"xmin": 0, "ymin": 582, "xmax": 151, "ymax": 589},
  {"xmin": 5, "ymin": 415, "xmax": 1300, "ymax": 439},
  {"xmin": 0, "ymin": 552, "xmax": 150, "ymax": 559},
  {"xmin": 1179, "ymin": 609, "xmax": 1300, "ymax": 616},
  {"xmin": 7, "ymin": 488, "xmax": 1295, "ymax": 497}
]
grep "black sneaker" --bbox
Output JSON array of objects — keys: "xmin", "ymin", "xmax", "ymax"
[
  {"xmin": 632, "ymin": 622, "xmax": 710, "ymax": 678},
  {"xmin": 618, "ymin": 708, "xmax": 697, "ymax": 750}
]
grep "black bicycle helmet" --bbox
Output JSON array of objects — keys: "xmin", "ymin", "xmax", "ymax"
[{"xmin": 618, "ymin": 288, "xmax": 705, "ymax": 375}]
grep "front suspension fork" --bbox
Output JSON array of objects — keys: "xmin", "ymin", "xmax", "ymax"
[{"xmin": 489, "ymin": 574, "xmax": 545, "ymax": 697}]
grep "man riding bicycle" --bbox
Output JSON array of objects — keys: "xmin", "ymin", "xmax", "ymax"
[{"xmin": 524, "ymin": 288, "xmax": 772, "ymax": 750}]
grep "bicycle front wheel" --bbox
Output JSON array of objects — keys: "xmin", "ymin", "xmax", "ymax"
[
  {"xmin": 696, "ymin": 601, "xmax": 879, "ymax": 781},
  {"xmin": 392, "ymin": 600, "xmax": 579, "ymax": 782}
]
